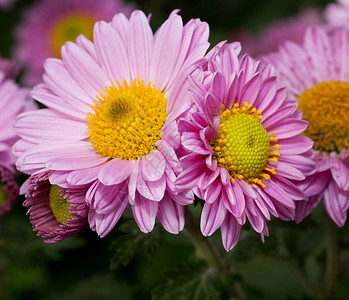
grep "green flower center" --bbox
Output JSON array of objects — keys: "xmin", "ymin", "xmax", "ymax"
[
  {"xmin": 211, "ymin": 102, "xmax": 279, "ymax": 187},
  {"xmin": 49, "ymin": 185, "xmax": 74, "ymax": 224},
  {"xmin": 297, "ymin": 80, "xmax": 349, "ymax": 153}
]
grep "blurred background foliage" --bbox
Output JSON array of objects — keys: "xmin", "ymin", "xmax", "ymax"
[{"xmin": 1, "ymin": 0, "xmax": 348, "ymax": 299}]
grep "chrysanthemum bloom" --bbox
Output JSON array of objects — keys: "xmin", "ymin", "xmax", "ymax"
[
  {"xmin": 14, "ymin": 0, "xmax": 135, "ymax": 86},
  {"xmin": 262, "ymin": 26, "xmax": 349, "ymax": 227},
  {"xmin": 21, "ymin": 171, "xmax": 88, "ymax": 242},
  {"xmin": 325, "ymin": 0, "xmax": 349, "ymax": 27},
  {"xmin": 0, "ymin": 0, "xmax": 16, "ymax": 10},
  {"xmin": 229, "ymin": 7, "xmax": 321, "ymax": 57},
  {"xmin": 0, "ymin": 56, "xmax": 20, "ymax": 80},
  {"xmin": 14, "ymin": 10, "xmax": 209, "ymax": 237},
  {"xmin": 0, "ymin": 73, "xmax": 34, "ymax": 217},
  {"xmin": 175, "ymin": 42, "xmax": 315, "ymax": 251}
]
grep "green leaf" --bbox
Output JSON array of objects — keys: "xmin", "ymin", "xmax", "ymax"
[
  {"xmin": 152, "ymin": 260, "xmax": 224, "ymax": 300},
  {"xmin": 109, "ymin": 218, "xmax": 161, "ymax": 270}
]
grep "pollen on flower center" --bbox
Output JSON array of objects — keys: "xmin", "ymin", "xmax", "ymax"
[
  {"xmin": 297, "ymin": 80, "xmax": 349, "ymax": 153},
  {"xmin": 211, "ymin": 102, "xmax": 280, "ymax": 187},
  {"xmin": 86, "ymin": 78, "xmax": 168, "ymax": 160},
  {"xmin": 0, "ymin": 184, "xmax": 7, "ymax": 209},
  {"xmin": 49, "ymin": 185, "xmax": 74, "ymax": 224},
  {"xmin": 49, "ymin": 13, "xmax": 95, "ymax": 57}
]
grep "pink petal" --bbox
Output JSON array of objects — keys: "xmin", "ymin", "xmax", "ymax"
[
  {"xmin": 324, "ymin": 180, "xmax": 347, "ymax": 227},
  {"xmin": 141, "ymin": 150, "xmax": 166, "ymax": 181},
  {"xmin": 137, "ymin": 175, "xmax": 166, "ymax": 201},
  {"xmin": 128, "ymin": 158, "xmax": 141, "ymax": 205},
  {"xmin": 264, "ymin": 178, "xmax": 295, "ymax": 209},
  {"xmin": 61, "ymin": 41, "xmax": 109, "ymax": 97},
  {"xmin": 132, "ymin": 195, "xmax": 158, "ymax": 233},
  {"xmin": 330, "ymin": 154, "xmax": 349, "ymax": 191},
  {"xmin": 221, "ymin": 215, "xmax": 241, "ymax": 251},
  {"xmin": 200, "ymin": 199, "xmax": 227, "ymax": 236},
  {"xmin": 157, "ymin": 193, "xmax": 184, "ymax": 234},
  {"xmin": 93, "ymin": 21, "xmax": 129, "ymax": 83},
  {"xmin": 98, "ymin": 159, "xmax": 135, "ymax": 185},
  {"xmin": 204, "ymin": 178, "xmax": 222, "ymax": 204},
  {"xmin": 176, "ymin": 159, "xmax": 206, "ymax": 189},
  {"xmin": 278, "ymin": 135, "xmax": 314, "ymax": 155},
  {"xmin": 267, "ymin": 119, "xmax": 308, "ymax": 139},
  {"xmin": 150, "ymin": 13, "xmax": 183, "ymax": 91},
  {"xmin": 128, "ymin": 11, "xmax": 153, "ymax": 80}
]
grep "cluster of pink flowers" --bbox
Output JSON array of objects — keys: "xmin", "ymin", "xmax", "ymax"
[{"xmin": 0, "ymin": 0, "xmax": 348, "ymax": 251}]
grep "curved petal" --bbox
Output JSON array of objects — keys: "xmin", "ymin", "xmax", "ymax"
[
  {"xmin": 200, "ymin": 199, "xmax": 227, "ymax": 236},
  {"xmin": 98, "ymin": 158, "xmax": 135, "ymax": 185},
  {"xmin": 157, "ymin": 193, "xmax": 184, "ymax": 234},
  {"xmin": 132, "ymin": 194, "xmax": 158, "ymax": 233},
  {"xmin": 128, "ymin": 10, "xmax": 154, "ymax": 80},
  {"xmin": 136, "ymin": 175, "xmax": 166, "ymax": 201},
  {"xmin": 221, "ymin": 214, "xmax": 241, "ymax": 251},
  {"xmin": 141, "ymin": 150, "xmax": 166, "ymax": 181}
]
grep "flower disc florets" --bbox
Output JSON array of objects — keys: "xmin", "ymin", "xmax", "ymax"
[
  {"xmin": 87, "ymin": 78, "xmax": 167, "ymax": 160},
  {"xmin": 211, "ymin": 103, "xmax": 279, "ymax": 187},
  {"xmin": 297, "ymin": 80, "xmax": 349, "ymax": 153}
]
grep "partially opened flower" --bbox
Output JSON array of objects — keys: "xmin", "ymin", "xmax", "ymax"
[
  {"xmin": 14, "ymin": 10, "xmax": 209, "ymax": 237},
  {"xmin": 22, "ymin": 171, "xmax": 88, "ymax": 243},
  {"xmin": 262, "ymin": 26, "xmax": 349, "ymax": 227},
  {"xmin": 14, "ymin": 0, "xmax": 135, "ymax": 86},
  {"xmin": 325, "ymin": 0, "xmax": 349, "ymax": 27},
  {"xmin": 175, "ymin": 42, "xmax": 315, "ymax": 250},
  {"xmin": 0, "ymin": 73, "xmax": 34, "ymax": 217}
]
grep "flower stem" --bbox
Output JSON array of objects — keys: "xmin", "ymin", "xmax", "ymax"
[
  {"xmin": 184, "ymin": 207, "xmax": 225, "ymax": 270},
  {"xmin": 324, "ymin": 214, "xmax": 339, "ymax": 298},
  {"xmin": 184, "ymin": 207, "xmax": 247, "ymax": 300}
]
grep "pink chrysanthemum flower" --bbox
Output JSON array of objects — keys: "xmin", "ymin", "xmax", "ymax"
[
  {"xmin": 325, "ymin": 0, "xmax": 349, "ymax": 27},
  {"xmin": 14, "ymin": 0, "xmax": 135, "ymax": 86},
  {"xmin": 262, "ymin": 26, "xmax": 349, "ymax": 227},
  {"xmin": 175, "ymin": 42, "xmax": 315, "ymax": 251},
  {"xmin": 229, "ymin": 7, "xmax": 321, "ymax": 57},
  {"xmin": 0, "ymin": 0, "xmax": 16, "ymax": 10},
  {"xmin": 0, "ymin": 56, "xmax": 20, "ymax": 80},
  {"xmin": 21, "ymin": 171, "xmax": 88, "ymax": 243},
  {"xmin": 14, "ymin": 10, "xmax": 209, "ymax": 237},
  {"xmin": 0, "ymin": 73, "xmax": 34, "ymax": 217}
]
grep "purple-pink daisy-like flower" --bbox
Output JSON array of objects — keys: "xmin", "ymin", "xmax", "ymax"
[
  {"xmin": 262, "ymin": 26, "xmax": 349, "ymax": 227},
  {"xmin": 229, "ymin": 7, "xmax": 321, "ymax": 57},
  {"xmin": 0, "ymin": 0, "xmax": 16, "ymax": 11},
  {"xmin": 14, "ymin": 0, "xmax": 135, "ymax": 86},
  {"xmin": 21, "ymin": 171, "xmax": 88, "ymax": 243},
  {"xmin": 0, "ymin": 73, "xmax": 34, "ymax": 217},
  {"xmin": 0, "ymin": 56, "xmax": 20, "ymax": 80},
  {"xmin": 175, "ymin": 42, "xmax": 315, "ymax": 251},
  {"xmin": 325, "ymin": 0, "xmax": 349, "ymax": 27},
  {"xmin": 14, "ymin": 10, "xmax": 209, "ymax": 237}
]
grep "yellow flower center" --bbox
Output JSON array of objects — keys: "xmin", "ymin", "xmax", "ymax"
[
  {"xmin": 211, "ymin": 102, "xmax": 280, "ymax": 187},
  {"xmin": 297, "ymin": 81, "xmax": 349, "ymax": 153},
  {"xmin": 49, "ymin": 185, "xmax": 74, "ymax": 224},
  {"xmin": 86, "ymin": 78, "xmax": 168, "ymax": 160},
  {"xmin": 0, "ymin": 184, "xmax": 7, "ymax": 210},
  {"xmin": 49, "ymin": 13, "xmax": 95, "ymax": 57}
]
